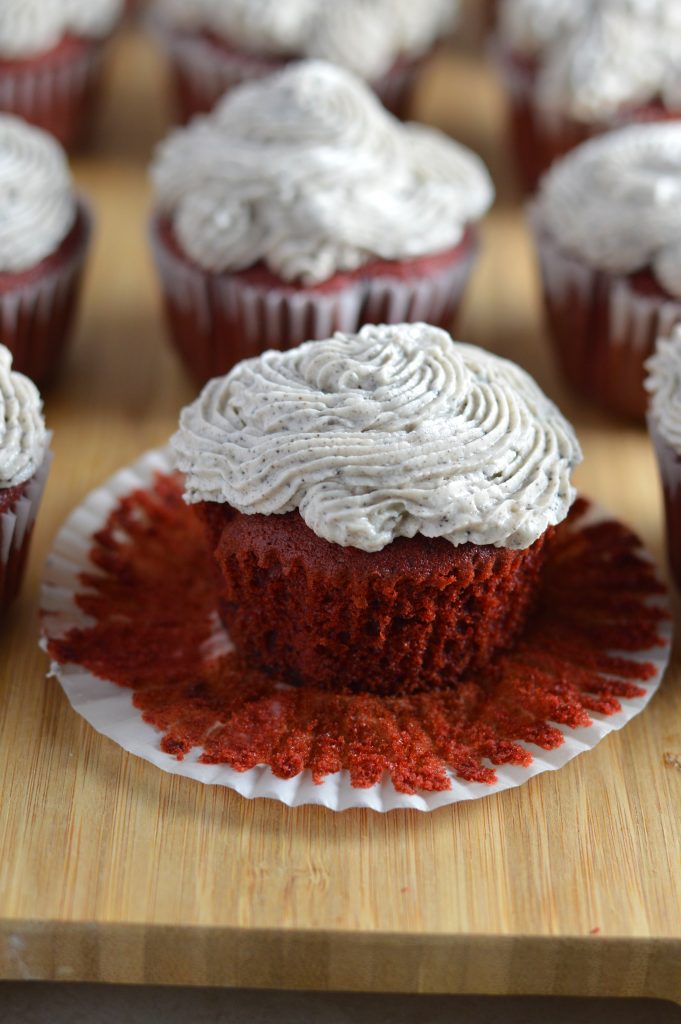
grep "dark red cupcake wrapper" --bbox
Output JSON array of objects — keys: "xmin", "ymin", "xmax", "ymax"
[
  {"xmin": 532, "ymin": 216, "xmax": 681, "ymax": 421},
  {"xmin": 150, "ymin": 213, "xmax": 478, "ymax": 385},
  {"xmin": 1, "ymin": 448, "xmax": 52, "ymax": 615},
  {"xmin": 0, "ymin": 198, "xmax": 92, "ymax": 389}
]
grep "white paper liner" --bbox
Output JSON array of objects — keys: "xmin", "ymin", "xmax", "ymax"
[
  {"xmin": 150, "ymin": 216, "xmax": 476, "ymax": 379},
  {"xmin": 2, "ymin": 446, "xmax": 52, "ymax": 609},
  {"xmin": 0, "ymin": 198, "xmax": 92, "ymax": 387},
  {"xmin": 40, "ymin": 447, "xmax": 672, "ymax": 813}
]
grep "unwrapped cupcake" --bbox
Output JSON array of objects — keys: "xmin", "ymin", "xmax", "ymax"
[
  {"xmin": 172, "ymin": 322, "xmax": 582, "ymax": 696},
  {"xmin": 647, "ymin": 327, "xmax": 681, "ymax": 588},
  {"xmin": 149, "ymin": 0, "xmax": 458, "ymax": 122},
  {"xmin": 0, "ymin": 345, "xmax": 51, "ymax": 616},
  {"xmin": 495, "ymin": 0, "xmax": 681, "ymax": 190},
  {"xmin": 531, "ymin": 123, "xmax": 681, "ymax": 421},
  {"xmin": 0, "ymin": 0, "xmax": 123, "ymax": 150},
  {"xmin": 0, "ymin": 115, "xmax": 92, "ymax": 389},
  {"xmin": 150, "ymin": 60, "xmax": 494, "ymax": 385}
]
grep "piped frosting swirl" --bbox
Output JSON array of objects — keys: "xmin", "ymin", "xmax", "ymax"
[
  {"xmin": 0, "ymin": 345, "xmax": 47, "ymax": 489},
  {"xmin": 646, "ymin": 325, "xmax": 681, "ymax": 452},
  {"xmin": 0, "ymin": 0, "xmax": 122, "ymax": 59},
  {"xmin": 151, "ymin": 60, "xmax": 494, "ymax": 285},
  {"xmin": 154, "ymin": 0, "xmax": 457, "ymax": 81},
  {"xmin": 172, "ymin": 323, "xmax": 582, "ymax": 552},
  {"xmin": 0, "ymin": 115, "xmax": 77, "ymax": 273},
  {"xmin": 533, "ymin": 123, "xmax": 681, "ymax": 300}
]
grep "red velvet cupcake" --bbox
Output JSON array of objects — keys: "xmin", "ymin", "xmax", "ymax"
[
  {"xmin": 150, "ymin": 60, "xmax": 494, "ymax": 386},
  {"xmin": 0, "ymin": 116, "xmax": 92, "ymax": 389},
  {"xmin": 495, "ymin": 0, "xmax": 681, "ymax": 191},
  {"xmin": 531, "ymin": 124, "xmax": 681, "ymax": 422},
  {"xmin": 0, "ymin": 345, "xmax": 51, "ymax": 616},
  {"xmin": 149, "ymin": 0, "xmax": 458, "ymax": 122},
  {"xmin": 171, "ymin": 323, "xmax": 582, "ymax": 696},
  {"xmin": 646, "ymin": 327, "xmax": 681, "ymax": 589},
  {"xmin": 0, "ymin": 1, "xmax": 123, "ymax": 150}
]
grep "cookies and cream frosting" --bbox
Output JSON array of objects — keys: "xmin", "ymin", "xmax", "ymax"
[
  {"xmin": 0, "ymin": 115, "xmax": 77, "ymax": 273},
  {"xmin": 154, "ymin": 0, "xmax": 458, "ymax": 81},
  {"xmin": 646, "ymin": 326, "xmax": 681, "ymax": 453},
  {"xmin": 151, "ymin": 60, "xmax": 494, "ymax": 285},
  {"xmin": 172, "ymin": 323, "xmax": 582, "ymax": 552},
  {"xmin": 533, "ymin": 124, "xmax": 681, "ymax": 300},
  {"xmin": 497, "ymin": 0, "xmax": 591, "ymax": 59},
  {"xmin": 0, "ymin": 0, "xmax": 122, "ymax": 59},
  {"xmin": 0, "ymin": 346, "xmax": 47, "ymax": 489}
]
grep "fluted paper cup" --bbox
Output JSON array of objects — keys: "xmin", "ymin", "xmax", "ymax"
[{"xmin": 1, "ymin": 447, "xmax": 52, "ymax": 615}]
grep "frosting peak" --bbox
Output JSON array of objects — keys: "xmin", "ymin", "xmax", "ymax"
[
  {"xmin": 154, "ymin": 0, "xmax": 458, "ymax": 81},
  {"xmin": 0, "ymin": 0, "xmax": 123, "ymax": 59},
  {"xmin": 172, "ymin": 323, "xmax": 582, "ymax": 552},
  {"xmin": 533, "ymin": 123, "xmax": 681, "ymax": 299},
  {"xmin": 151, "ymin": 60, "xmax": 494, "ymax": 284},
  {"xmin": 0, "ymin": 346, "xmax": 47, "ymax": 489},
  {"xmin": 0, "ymin": 115, "xmax": 77, "ymax": 273}
]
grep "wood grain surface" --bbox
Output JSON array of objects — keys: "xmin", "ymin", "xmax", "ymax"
[{"xmin": 0, "ymin": 28, "xmax": 679, "ymax": 1001}]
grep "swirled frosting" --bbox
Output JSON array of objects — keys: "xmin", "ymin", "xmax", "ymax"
[
  {"xmin": 0, "ymin": 115, "xmax": 77, "ymax": 273},
  {"xmin": 172, "ymin": 323, "xmax": 582, "ymax": 552},
  {"xmin": 154, "ymin": 0, "xmax": 457, "ymax": 81},
  {"xmin": 0, "ymin": 0, "xmax": 122, "ymax": 59},
  {"xmin": 533, "ymin": 124, "xmax": 681, "ymax": 300},
  {"xmin": 497, "ymin": 0, "xmax": 592, "ymax": 59},
  {"xmin": 151, "ymin": 60, "xmax": 494, "ymax": 284},
  {"xmin": 0, "ymin": 346, "xmax": 47, "ymax": 489},
  {"xmin": 646, "ymin": 325, "xmax": 681, "ymax": 452}
]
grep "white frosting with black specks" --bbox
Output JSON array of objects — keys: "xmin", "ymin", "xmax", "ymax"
[
  {"xmin": 0, "ymin": 346, "xmax": 47, "ymax": 488},
  {"xmin": 533, "ymin": 123, "xmax": 681, "ymax": 299},
  {"xmin": 0, "ymin": 0, "xmax": 122, "ymax": 59},
  {"xmin": 151, "ymin": 60, "xmax": 494, "ymax": 284},
  {"xmin": 172, "ymin": 323, "xmax": 581, "ymax": 552}
]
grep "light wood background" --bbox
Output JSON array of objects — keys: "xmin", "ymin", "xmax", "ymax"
[{"xmin": 0, "ymin": 27, "xmax": 680, "ymax": 1003}]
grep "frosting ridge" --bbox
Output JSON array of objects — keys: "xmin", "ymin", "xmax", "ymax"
[
  {"xmin": 152, "ymin": 60, "xmax": 494, "ymax": 284},
  {"xmin": 172, "ymin": 323, "xmax": 582, "ymax": 552},
  {"xmin": 0, "ymin": 0, "xmax": 122, "ymax": 59},
  {"xmin": 0, "ymin": 345, "xmax": 47, "ymax": 488},
  {"xmin": 533, "ymin": 123, "xmax": 681, "ymax": 299},
  {"xmin": 0, "ymin": 115, "xmax": 77, "ymax": 273}
]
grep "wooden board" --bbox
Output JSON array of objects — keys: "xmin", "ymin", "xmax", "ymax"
[{"xmin": 0, "ymin": 28, "xmax": 680, "ymax": 1002}]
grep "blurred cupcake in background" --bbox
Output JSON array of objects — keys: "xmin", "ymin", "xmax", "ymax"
[
  {"xmin": 530, "ymin": 123, "xmax": 681, "ymax": 422},
  {"xmin": 0, "ymin": 0, "xmax": 123, "ymax": 150},
  {"xmin": 149, "ymin": 0, "xmax": 459, "ymax": 122},
  {"xmin": 495, "ymin": 0, "xmax": 681, "ymax": 190},
  {"xmin": 150, "ymin": 60, "xmax": 494, "ymax": 386},
  {"xmin": 646, "ymin": 326, "xmax": 681, "ymax": 588},
  {"xmin": 0, "ymin": 344, "xmax": 51, "ymax": 617},
  {"xmin": 0, "ymin": 115, "xmax": 92, "ymax": 388}
]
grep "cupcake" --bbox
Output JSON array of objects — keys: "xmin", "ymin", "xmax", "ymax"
[
  {"xmin": 0, "ymin": 115, "xmax": 92, "ymax": 389},
  {"xmin": 495, "ymin": 0, "xmax": 681, "ymax": 190},
  {"xmin": 149, "ymin": 0, "xmax": 458, "ymax": 122},
  {"xmin": 0, "ymin": 0, "xmax": 123, "ymax": 150},
  {"xmin": 646, "ymin": 327, "xmax": 681, "ymax": 588},
  {"xmin": 0, "ymin": 345, "xmax": 51, "ymax": 616},
  {"xmin": 171, "ymin": 322, "xmax": 582, "ymax": 696},
  {"xmin": 531, "ymin": 123, "xmax": 681, "ymax": 422},
  {"xmin": 150, "ymin": 60, "xmax": 494, "ymax": 386}
]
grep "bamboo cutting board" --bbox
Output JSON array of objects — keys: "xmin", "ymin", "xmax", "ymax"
[{"xmin": 0, "ymin": 28, "xmax": 680, "ymax": 1002}]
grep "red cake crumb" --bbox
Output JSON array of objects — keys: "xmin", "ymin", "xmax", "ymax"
[{"xmin": 46, "ymin": 474, "xmax": 668, "ymax": 794}]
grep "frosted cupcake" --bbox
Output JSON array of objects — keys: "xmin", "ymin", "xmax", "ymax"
[
  {"xmin": 531, "ymin": 123, "xmax": 681, "ymax": 421},
  {"xmin": 0, "ymin": 345, "xmax": 51, "ymax": 616},
  {"xmin": 0, "ymin": 116, "xmax": 92, "ymax": 389},
  {"xmin": 149, "ymin": 0, "xmax": 458, "ymax": 121},
  {"xmin": 172, "ymin": 322, "xmax": 582, "ymax": 696},
  {"xmin": 495, "ymin": 0, "xmax": 681, "ymax": 190},
  {"xmin": 646, "ymin": 327, "xmax": 681, "ymax": 587},
  {"xmin": 150, "ymin": 60, "xmax": 494, "ymax": 385},
  {"xmin": 0, "ymin": 0, "xmax": 123, "ymax": 150}
]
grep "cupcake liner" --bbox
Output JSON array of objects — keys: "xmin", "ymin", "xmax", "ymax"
[
  {"xmin": 648, "ymin": 420, "xmax": 681, "ymax": 589},
  {"xmin": 40, "ymin": 447, "xmax": 672, "ymax": 813},
  {"xmin": 0, "ymin": 198, "xmax": 92, "ymax": 389},
  {"xmin": 1, "ymin": 446, "xmax": 52, "ymax": 613},
  {"xmin": 532, "ymin": 217, "xmax": 681, "ymax": 421},
  {"xmin": 150, "ymin": 216, "xmax": 477, "ymax": 384},
  {"xmin": 0, "ymin": 41, "xmax": 107, "ymax": 150}
]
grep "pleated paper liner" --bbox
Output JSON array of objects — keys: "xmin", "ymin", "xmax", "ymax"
[
  {"xmin": 40, "ymin": 448, "xmax": 672, "ymax": 813},
  {"xmin": 1, "ymin": 448, "xmax": 52, "ymax": 613}
]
